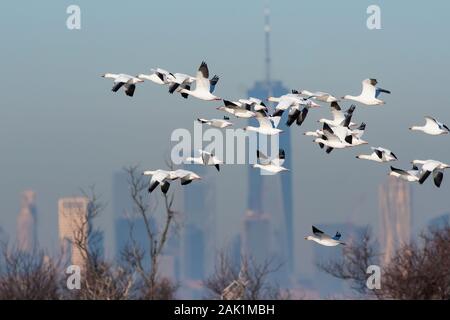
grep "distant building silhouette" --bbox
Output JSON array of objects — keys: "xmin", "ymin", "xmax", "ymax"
[
  {"xmin": 112, "ymin": 171, "xmax": 150, "ymax": 262},
  {"xmin": 16, "ymin": 190, "xmax": 38, "ymax": 252},
  {"xmin": 428, "ymin": 212, "xmax": 450, "ymax": 229},
  {"xmin": 242, "ymin": 210, "xmax": 270, "ymax": 266},
  {"xmin": 89, "ymin": 229, "xmax": 105, "ymax": 259},
  {"xmin": 181, "ymin": 164, "xmax": 216, "ymax": 282},
  {"xmin": 379, "ymin": 177, "xmax": 412, "ymax": 265},
  {"xmin": 245, "ymin": 6, "xmax": 294, "ymax": 276},
  {"xmin": 58, "ymin": 197, "xmax": 91, "ymax": 267}
]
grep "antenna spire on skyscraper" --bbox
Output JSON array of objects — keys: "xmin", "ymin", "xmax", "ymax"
[{"xmin": 264, "ymin": 4, "xmax": 271, "ymax": 92}]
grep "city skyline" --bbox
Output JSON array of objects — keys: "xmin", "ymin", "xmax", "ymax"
[{"xmin": 1, "ymin": 1, "xmax": 450, "ymax": 298}]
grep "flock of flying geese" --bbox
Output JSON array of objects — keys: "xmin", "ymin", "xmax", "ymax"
[{"xmin": 102, "ymin": 61, "xmax": 449, "ymax": 247}]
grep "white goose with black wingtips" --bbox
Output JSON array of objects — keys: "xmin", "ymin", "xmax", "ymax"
[
  {"xmin": 143, "ymin": 169, "xmax": 201, "ymax": 194},
  {"xmin": 357, "ymin": 147, "xmax": 398, "ymax": 163},
  {"xmin": 409, "ymin": 116, "xmax": 450, "ymax": 136},
  {"xmin": 101, "ymin": 73, "xmax": 144, "ymax": 97},
  {"xmin": 304, "ymin": 226, "xmax": 345, "ymax": 246},
  {"xmin": 185, "ymin": 149, "xmax": 223, "ymax": 171},
  {"xmin": 342, "ymin": 78, "xmax": 391, "ymax": 105},
  {"xmin": 179, "ymin": 61, "xmax": 221, "ymax": 101},
  {"xmin": 253, "ymin": 149, "xmax": 288, "ymax": 174},
  {"xmin": 412, "ymin": 159, "xmax": 450, "ymax": 188}
]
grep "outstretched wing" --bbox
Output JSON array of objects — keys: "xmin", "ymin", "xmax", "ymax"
[
  {"xmin": 209, "ymin": 75, "xmax": 219, "ymax": 93},
  {"xmin": 125, "ymin": 84, "xmax": 136, "ymax": 97},
  {"xmin": 111, "ymin": 82, "xmax": 124, "ymax": 92},
  {"xmin": 296, "ymin": 107, "xmax": 309, "ymax": 126},
  {"xmin": 312, "ymin": 225, "xmax": 324, "ymax": 236},
  {"xmin": 200, "ymin": 150, "xmax": 212, "ymax": 165},
  {"xmin": 332, "ymin": 232, "xmax": 342, "ymax": 240},
  {"xmin": 148, "ymin": 171, "xmax": 169, "ymax": 193},
  {"xmin": 330, "ymin": 101, "xmax": 345, "ymax": 123},
  {"xmin": 255, "ymin": 111, "xmax": 274, "ymax": 129},
  {"xmin": 274, "ymin": 97, "xmax": 294, "ymax": 111},
  {"xmin": 286, "ymin": 108, "xmax": 300, "ymax": 127},
  {"xmin": 195, "ymin": 61, "xmax": 210, "ymax": 91},
  {"xmin": 419, "ymin": 170, "xmax": 431, "ymax": 184},
  {"xmin": 375, "ymin": 88, "xmax": 391, "ymax": 98},
  {"xmin": 390, "ymin": 166, "xmax": 412, "ymax": 178},
  {"xmin": 433, "ymin": 170, "xmax": 444, "ymax": 188},
  {"xmin": 424, "ymin": 116, "xmax": 440, "ymax": 130},
  {"xmin": 256, "ymin": 150, "xmax": 271, "ymax": 165},
  {"xmin": 223, "ymin": 99, "xmax": 241, "ymax": 109},
  {"xmin": 361, "ymin": 79, "xmax": 377, "ymax": 98},
  {"xmin": 373, "ymin": 148, "xmax": 383, "ymax": 159}
]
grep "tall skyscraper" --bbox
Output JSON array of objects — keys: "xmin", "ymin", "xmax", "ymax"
[
  {"xmin": 242, "ymin": 211, "xmax": 270, "ymax": 266},
  {"xmin": 181, "ymin": 164, "xmax": 216, "ymax": 282},
  {"xmin": 58, "ymin": 197, "xmax": 91, "ymax": 267},
  {"xmin": 16, "ymin": 190, "xmax": 38, "ymax": 252},
  {"xmin": 379, "ymin": 177, "xmax": 412, "ymax": 265},
  {"xmin": 245, "ymin": 6, "xmax": 294, "ymax": 274}
]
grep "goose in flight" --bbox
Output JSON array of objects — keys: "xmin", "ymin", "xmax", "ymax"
[
  {"xmin": 318, "ymin": 102, "xmax": 356, "ymax": 127},
  {"xmin": 185, "ymin": 149, "xmax": 223, "ymax": 171},
  {"xmin": 267, "ymin": 90, "xmax": 320, "ymax": 117},
  {"xmin": 357, "ymin": 147, "xmax": 398, "ymax": 163},
  {"xmin": 101, "ymin": 73, "xmax": 144, "ymax": 97},
  {"xmin": 244, "ymin": 110, "xmax": 282, "ymax": 136},
  {"xmin": 342, "ymin": 79, "xmax": 391, "ymax": 105},
  {"xmin": 330, "ymin": 119, "xmax": 367, "ymax": 142},
  {"xmin": 168, "ymin": 73, "xmax": 219, "ymax": 99},
  {"xmin": 303, "ymin": 129, "xmax": 323, "ymax": 138},
  {"xmin": 179, "ymin": 61, "xmax": 221, "ymax": 101},
  {"xmin": 299, "ymin": 90, "xmax": 339, "ymax": 103},
  {"xmin": 143, "ymin": 169, "xmax": 201, "ymax": 194},
  {"xmin": 409, "ymin": 116, "xmax": 449, "ymax": 136},
  {"xmin": 198, "ymin": 116, "xmax": 233, "ymax": 128},
  {"xmin": 305, "ymin": 122, "xmax": 363, "ymax": 139},
  {"xmin": 412, "ymin": 159, "xmax": 450, "ymax": 187},
  {"xmin": 313, "ymin": 123, "xmax": 354, "ymax": 153},
  {"xmin": 237, "ymin": 97, "xmax": 268, "ymax": 111},
  {"xmin": 304, "ymin": 226, "xmax": 345, "ymax": 246},
  {"xmin": 137, "ymin": 68, "xmax": 175, "ymax": 85},
  {"xmin": 389, "ymin": 165, "xmax": 420, "ymax": 182},
  {"xmin": 253, "ymin": 149, "xmax": 288, "ymax": 174},
  {"xmin": 217, "ymin": 99, "xmax": 257, "ymax": 119}
]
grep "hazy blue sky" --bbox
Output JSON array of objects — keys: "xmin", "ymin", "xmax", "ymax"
[{"xmin": 1, "ymin": 0, "xmax": 450, "ymax": 284}]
